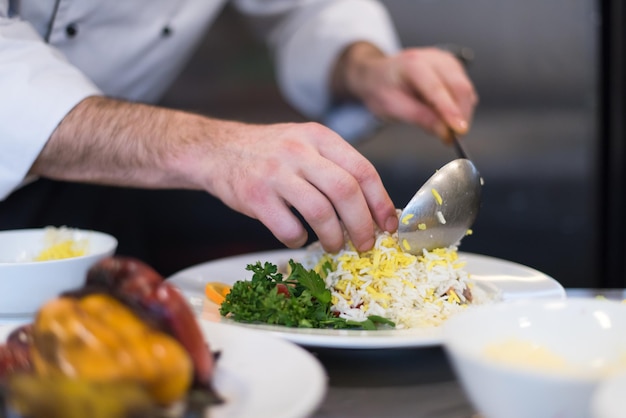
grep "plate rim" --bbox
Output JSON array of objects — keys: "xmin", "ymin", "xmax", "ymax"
[{"xmin": 200, "ymin": 321, "xmax": 327, "ymax": 418}]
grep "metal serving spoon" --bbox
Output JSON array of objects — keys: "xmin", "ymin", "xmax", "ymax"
[{"xmin": 397, "ymin": 136, "xmax": 482, "ymax": 254}]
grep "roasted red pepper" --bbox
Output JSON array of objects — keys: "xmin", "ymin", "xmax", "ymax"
[{"xmin": 0, "ymin": 256, "xmax": 217, "ymax": 406}]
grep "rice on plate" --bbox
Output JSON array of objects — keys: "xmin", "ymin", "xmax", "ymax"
[{"xmin": 301, "ymin": 229, "xmax": 497, "ymax": 329}]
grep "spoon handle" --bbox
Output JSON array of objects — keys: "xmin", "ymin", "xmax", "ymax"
[{"xmin": 451, "ymin": 133, "xmax": 470, "ymax": 160}]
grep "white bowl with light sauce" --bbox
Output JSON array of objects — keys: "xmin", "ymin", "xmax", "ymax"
[
  {"xmin": 0, "ymin": 227, "xmax": 117, "ymax": 316},
  {"xmin": 442, "ymin": 298, "xmax": 626, "ymax": 418},
  {"xmin": 591, "ymin": 372, "xmax": 626, "ymax": 418}
]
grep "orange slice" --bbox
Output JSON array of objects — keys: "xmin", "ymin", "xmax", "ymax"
[{"xmin": 204, "ymin": 282, "xmax": 231, "ymax": 305}]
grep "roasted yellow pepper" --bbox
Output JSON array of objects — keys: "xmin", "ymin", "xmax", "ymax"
[
  {"xmin": 7, "ymin": 374, "xmax": 158, "ymax": 418},
  {"xmin": 30, "ymin": 293, "xmax": 193, "ymax": 405}
]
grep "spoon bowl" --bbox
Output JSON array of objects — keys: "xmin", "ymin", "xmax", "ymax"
[{"xmin": 397, "ymin": 159, "xmax": 482, "ymax": 254}]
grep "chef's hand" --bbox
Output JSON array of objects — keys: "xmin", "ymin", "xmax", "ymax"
[
  {"xmin": 32, "ymin": 97, "xmax": 398, "ymax": 253},
  {"xmin": 332, "ymin": 42, "xmax": 478, "ymax": 142},
  {"xmin": 197, "ymin": 120, "xmax": 399, "ymax": 253}
]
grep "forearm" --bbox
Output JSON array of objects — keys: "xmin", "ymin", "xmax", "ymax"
[
  {"xmin": 330, "ymin": 41, "xmax": 386, "ymax": 103},
  {"xmin": 29, "ymin": 96, "xmax": 223, "ymax": 192},
  {"xmin": 29, "ymin": 96, "xmax": 399, "ymax": 253},
  {"xmin": 257, "ymin": 0, "xmax": 400, "ymax": 120}
]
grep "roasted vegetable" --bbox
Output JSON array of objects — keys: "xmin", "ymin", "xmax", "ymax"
[
  {"xmin": 0, "ymin": 325, "xmax": 33, "ymax": 381},
  {"xmin": 83, "ymin": 257, "xmax": 215, "ymax": 389},
  {"xmin": 5, "ymin": 374, "xmax": 159, "ymax": 418},
  {"xmin": 30, "ymin": 293, "xmax": 192, "ymax": 405},
  {"xmin": 0, "ymin": 256, "xmax": 221, "ymax": 417}
]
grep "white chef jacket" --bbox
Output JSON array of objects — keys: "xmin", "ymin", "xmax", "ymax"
[{"xmin": 0, "ymin": 0, "xmax": 400, "ymax": 200}]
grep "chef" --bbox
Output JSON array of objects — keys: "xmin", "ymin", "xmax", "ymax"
[{"xmin": 0, "ymin": 0, "xmax": 476, "ymax": 269}]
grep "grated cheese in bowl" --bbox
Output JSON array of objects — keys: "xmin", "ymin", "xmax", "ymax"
[
  {"xmin": 0, "ymin": 227, "xmax": 117, "ymax": 315},
  {"xmin": 302, "ymin": 229, "xmax": 496, "ymax": 329},
  {"xmin": 35, "ymin": 226, "xmax": 88, "ymax": 261}
]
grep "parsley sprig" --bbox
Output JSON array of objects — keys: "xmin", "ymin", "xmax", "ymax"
[{"xmin": 219, "ymin": 260, "xmax": 395, "ymax": 330}]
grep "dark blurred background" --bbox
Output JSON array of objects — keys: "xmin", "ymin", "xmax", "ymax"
[{"xmin": 3, "ymin": 0, "xmax": 616, "ymax": 289}]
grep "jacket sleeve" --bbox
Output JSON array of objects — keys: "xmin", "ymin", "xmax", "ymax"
[
  {"xmin": 0, "ymin": 3, "xmax": 101, "ymax": 200},
  {"xmin": 233, "ymin": 0, "xmax": 401, "ymax": 141}
]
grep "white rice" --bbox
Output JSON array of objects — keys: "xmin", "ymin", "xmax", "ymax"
[{"xmin": 302, "ymin": 230, "xmax": 498, "ymax": 329}]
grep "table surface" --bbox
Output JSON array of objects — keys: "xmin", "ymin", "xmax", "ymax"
[{"xmin": 304, "ymin": 288, "xmax": 626, "ymax": 418}]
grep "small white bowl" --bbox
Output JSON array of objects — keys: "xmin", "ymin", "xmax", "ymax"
[
  {"xmin": 442, "ymin": 298, "xmax": 626, "ymax": 418},
  {"xmin": 590, "ymin": 372, "xmax": 626, "ymax": 418},
  {"xmin": 0, "ymin": 228, "xmax": 117, "ymax": 316}
]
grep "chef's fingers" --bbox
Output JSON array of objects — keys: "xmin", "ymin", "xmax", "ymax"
[
  {"xmin": 212, "ymin": 122, "xmax": 396, "ymax": 253},
  {"xmin": 281, "ymin": 176, "xmax": 350, "ymax": 254},
  {"xmin": 235, "ymin": 148, "xmax": 370, "ymax": 253},
  {"xmin": 301, "ymin": 163, "xmax": 376, "ymax": 253},
  {"xmin": 244, "ymin": 183, "xmax": 310, "ymax": 250},
  {"xmin": 253, "ymin": 156, "xmax": 374, "ymax": 254},
  {"xmin": 368, "ymin": 89, "xmax": 449, "ymax": 140},
  {"xmin": 313, "ymin": 129, "xmax": 398, "ymax": 240},
  {"xmin": 401, "ymin": 49, "xmax": 474, "ymax": 135},
  {"xmin": 432, "ymin": 52, "xmax": 478, "ymax": 131}
]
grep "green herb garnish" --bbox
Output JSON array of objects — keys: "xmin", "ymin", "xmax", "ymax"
[{"xmin": 219, "ymin": 260, "xmax": 395, "ymax": 330}]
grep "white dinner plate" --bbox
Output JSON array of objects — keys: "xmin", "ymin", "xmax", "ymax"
[
  {"xmin": 0, "ymin": 320, "xmax": 327, "ymax": 418},
  {"xmin": 168, "ymin": 249, "xmax": 566, "ymax": 349}
]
